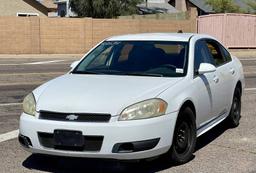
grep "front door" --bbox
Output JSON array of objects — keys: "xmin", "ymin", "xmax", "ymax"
[{"xmin": 193, "ymin": 40, "xmax": 225, "ymax": 127}]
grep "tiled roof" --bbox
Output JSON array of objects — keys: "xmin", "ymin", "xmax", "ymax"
[
  {"xmin": 188, "ymin": 0, "xmax": 213, "ymax": 13},
  {"xmin": 137, "ymin": 2, "xmax": 179, "ymax": 14},
  {"xmin": 188, "ymin": 0, "xmax": 255, "ymax": 13}
]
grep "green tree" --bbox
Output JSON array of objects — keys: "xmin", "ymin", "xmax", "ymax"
[
  {"xmin": 70, "ymin": 0, "xmax": 142, "ymax": 18},
  {"xmin": 246, "ymin": 0, "xmax": 256, "ymax": 14},
  {"xmin": 206, "ymin": 0, "xmax": 241, "ymax": 13}
]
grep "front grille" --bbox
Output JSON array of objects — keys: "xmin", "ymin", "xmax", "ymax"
[
  {"xmin": 38, "ymin": 132, "xmax": 103, "ymax": 152},
  {"xmin": 39, "ymin": 111, "xmax": 111, "ymax": 122}
]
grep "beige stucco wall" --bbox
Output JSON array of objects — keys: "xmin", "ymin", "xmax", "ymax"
[{"xmin": 0, "ymin": 0, "xmax": 47, "ymax": 16}]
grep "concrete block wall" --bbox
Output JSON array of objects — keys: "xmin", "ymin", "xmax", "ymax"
[
  {"xmin": 0, "ymin": 17, "xmax": 35, "ymax": 54},
  {"xmin": 0, "ymin": 16, "xmax": 197, "ymax": 54},
  {"xmin": 40, "ymin": 18, "xmax": 86, "ymax": 54}
]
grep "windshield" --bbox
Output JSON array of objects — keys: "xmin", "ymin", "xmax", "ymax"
[{"xmin": 73, "ymin": 41, "xmax": 189, "ymax": 77}]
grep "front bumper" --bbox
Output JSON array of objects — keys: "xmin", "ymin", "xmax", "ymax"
[{"xmin": 19, "ymin": 112, "xmax": 178, "ymax": 160}]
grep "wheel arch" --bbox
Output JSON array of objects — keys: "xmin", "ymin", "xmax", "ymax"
[
  {"xmin": 236, "ymin": 80, "xmax": 242, "ymax": 95},
  {"xmin": 178, "ymin": 100, "xmax": 196, "ymax": 120}
]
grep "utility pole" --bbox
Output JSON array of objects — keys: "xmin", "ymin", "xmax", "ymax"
[{"xmin": 146, "ymin": 0, "xmax": 148, "ymax": 8}]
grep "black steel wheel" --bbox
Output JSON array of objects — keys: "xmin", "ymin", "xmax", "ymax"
[
  {"xmin": 169, "ymin": 107, "xmax": 196, "ymax": 164},
  {"xmin": 227, "ymin": 87, "xmax": 241, "ymax": 128}
]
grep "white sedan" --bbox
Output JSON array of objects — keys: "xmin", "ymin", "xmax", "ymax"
[{"xmin": 19, "ymin": 33, "xmax": 245, "ymax": 164}]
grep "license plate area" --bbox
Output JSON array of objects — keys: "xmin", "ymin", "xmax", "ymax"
[{"xmin": 54, "ymin": 130, "xmax": 84, "ymax": 148}]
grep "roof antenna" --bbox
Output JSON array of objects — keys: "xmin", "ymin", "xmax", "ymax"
[{"xmin": 177, "ymin": 30, "xmax": 183, "ymax": 33}]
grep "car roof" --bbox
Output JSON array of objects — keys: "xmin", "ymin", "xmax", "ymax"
[{"xmin": 106, "ymin": 33, "xmax": 213, "ymax": 42}]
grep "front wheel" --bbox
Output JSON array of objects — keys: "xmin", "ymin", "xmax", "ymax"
[{"xmin": 168, "ymin": 107, "xmax": 196, "ymax": 164}]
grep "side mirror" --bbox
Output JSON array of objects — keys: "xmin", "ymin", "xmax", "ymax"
[
  {"xmin": 198, "ymin": 63, "xmax": 216, "ymax": 75},
  {"xmin": 70, "ymin": 61, "xmax": 79, "ymax": 69}
]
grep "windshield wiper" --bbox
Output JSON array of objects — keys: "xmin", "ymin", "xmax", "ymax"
[
  {"xmin": 72, "ymin": 70, "xmax": 104, "ymax": 75},
  {"xmin": 123, "ymin": 72, "xmax": 163, "ymax": 77},
  {"xmin": 73, "ymin": 70, "xmax": 163, "ymax": 77},
  {"xmin": 72, "ymin": 69, "xmax": 122, "ymax": 75}
]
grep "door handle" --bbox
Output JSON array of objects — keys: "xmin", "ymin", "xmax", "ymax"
[
  {"xmin": 213, "ymin": 75, "xmax": 219, "ymax": 83},
  {"xmin": 230, "ymin": 68, "xmax": 235, "ymax": 75}
]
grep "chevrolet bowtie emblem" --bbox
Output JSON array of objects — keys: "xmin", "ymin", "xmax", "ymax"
[{"xmin": 66, "ymin": 114, "xmax": 79, "ymax": 121}]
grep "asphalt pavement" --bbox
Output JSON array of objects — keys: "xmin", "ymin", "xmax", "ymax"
[{"xmin": 0, "ymin": 55, "xmax": 255, "ymax": 173}]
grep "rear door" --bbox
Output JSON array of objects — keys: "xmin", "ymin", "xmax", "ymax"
[
  {"xmin": 205, "ymin": 40, "xmax": 231, "ymax": 117},
  {"xmin": 218, "ymin": 44, "xmax": 236, "ymax": 108}
]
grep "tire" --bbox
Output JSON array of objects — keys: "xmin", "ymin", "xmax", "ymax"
[
  {"xmin": 168, "ymin": 107, "xmax": 196, "ymax": 164},
  {"xmin": 227, "ymin": 87, "xmax": 241, "ymax": 128}
]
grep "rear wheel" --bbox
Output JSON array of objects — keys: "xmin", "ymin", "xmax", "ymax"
[
  {"xmin": 168, "ymin": 107, "xmax": 196, "ymax": 164},
  {"xmin": 227, "ymin": 87, "xmax": 241, "ymax": 128}
]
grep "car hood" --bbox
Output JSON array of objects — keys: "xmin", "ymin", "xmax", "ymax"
[{"xmin": 35, "ymin": 74, "xmax": 182, "ymax": 115}]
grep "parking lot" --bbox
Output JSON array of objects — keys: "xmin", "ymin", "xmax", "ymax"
[{"xmin": 0, "ymin": 54, "xmax": 255, "ymax": 173}]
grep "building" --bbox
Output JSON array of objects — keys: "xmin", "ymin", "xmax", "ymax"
[
  {"xmin": 54, "ymin": 0, "xmax": 76, "ymax": 17},
  {"xmin": 0, "ymin": 0, "xmax": 56, "ymax": 17},
  {"xmin": 168, "ymin": 0, "xmax": 213, "ymax": 15},
  {"xmin": 137, "ymin": 0, "xmax": 212, "ymax": 15},
  {"xmin": 37, "ymin": 0, "xmax": 57, "ymax": 17}
]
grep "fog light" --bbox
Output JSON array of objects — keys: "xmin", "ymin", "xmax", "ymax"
[
  {"xmin": 112, "ymin": 138, "xmax": 160, "ymax": 153},
  {"xmin": 18, "ymin": 134, "xmax": 32, "ymax": 148}
]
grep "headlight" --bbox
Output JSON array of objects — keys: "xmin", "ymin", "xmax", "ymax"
[
  {"xmin": 119, "ymin": 99, "xmax": 167, "ymax": 121},
  {"xmin": 23, "ymin": 93, "xmax": 36, "ymax": 116}
]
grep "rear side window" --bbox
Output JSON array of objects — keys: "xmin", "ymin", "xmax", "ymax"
[
  {"xmin": 205, "ymin": 40, "xmax": 229, "ymax": 66},
  {"xmin": 194, "ymin": 40, "xmax": 215, "ymax": 73},
  {"xmin": 220, "ymin": 45, "xmax": 232, "ymax": 62}
]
